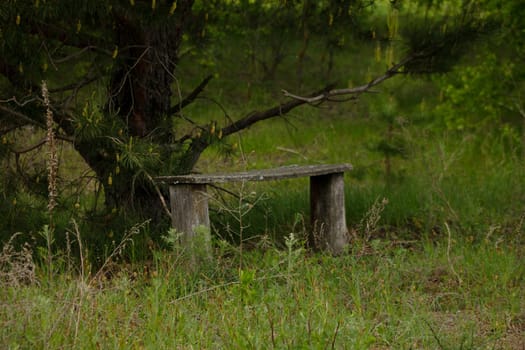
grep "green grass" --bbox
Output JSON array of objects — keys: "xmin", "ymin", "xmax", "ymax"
[
  {"xmin": 1, "ymin": 232, "xmax": 523, "ymax": 349},
  {"xmin": 2, "ymin": 24, "xmax": 525, "ymax": 350},
  {"xmin": 201, "ymin": 113, "xmax": 525, "ymax": 245}
]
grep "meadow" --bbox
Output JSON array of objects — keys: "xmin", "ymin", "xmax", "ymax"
[
  {"xmin": 1, "ymin": 222, "xmax": 523, "ymax": 349},
  {"xmin": 1, "ymin": 34, "xmax": 524, "ymax": 349}
]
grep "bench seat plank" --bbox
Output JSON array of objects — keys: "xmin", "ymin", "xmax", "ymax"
[{"xmin": 156, "ymin": 163, "xmax": 353, "ymax": 184}]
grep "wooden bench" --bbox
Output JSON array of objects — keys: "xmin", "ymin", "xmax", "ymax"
[{"xmin": 155, "ymin": 163, "xmax": 352, "ymax": 255}]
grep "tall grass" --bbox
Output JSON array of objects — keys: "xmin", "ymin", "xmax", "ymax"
[
  {"xmin": 1, "ymin": 228, "xmax": 523, "ymax": 349},
  {"xmin": 2, "ymin": 127, "xmax": 523, "ymax": 348},
  {"xmin": 205, "ymin": 118, "xmax": 525, "ymax": 245}
]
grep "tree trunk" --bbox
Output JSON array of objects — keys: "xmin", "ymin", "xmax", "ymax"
[
  {"xmin": 108, "ymin": 17, "xmax": 179, "ymax": 137},
  {"xmin": 75, "ymin": 4, "xmax": 197, "ymax": 220}
]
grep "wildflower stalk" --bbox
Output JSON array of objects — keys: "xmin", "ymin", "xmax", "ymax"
[
  {"xmin": 42, "ymin": 80, "xmax": 58, "ymax": 223},
  {"xmin": 42, "ymin": 81, "xmax": 58, "ymax": 278}
]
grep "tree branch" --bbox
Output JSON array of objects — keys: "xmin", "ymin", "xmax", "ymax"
[
  {"xmin": 282, "ymin": 55, "xmax": 414, "ymax": 103},
  {"xmin": 0, "ymin": 94, "xmax": 76, "ymax": 140},
  {"xmin": 169, "ymin": 74, "xmax": 213, "ymax": 114},
  {"xmin": 218, "ymin": 52, "xmax": 431, "ymax": 140},
  {"xmin": 0, "ymin": 105, "xmax": 45, "ymax": 129},
  {"xmin": 172, "ymin": 44, "xmax": 455, "ymax": 173},
  {"xmin": 9, "ymin": 139, "xmax": 47, "ymax": 154},
  {"xmin": 220, "ymin": 84, "xmax": 337, "ymax": 138},
  {"xmin": 49, "ymin": 74, "xmax": 101, "ymax": 94}
]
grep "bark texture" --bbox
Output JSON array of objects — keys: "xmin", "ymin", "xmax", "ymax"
[{"xmin": 310, "ymin": 173, "xmax": 349, "ymax": 254}]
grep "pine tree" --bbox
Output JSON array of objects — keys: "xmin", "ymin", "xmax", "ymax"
[{"xmin": 0, "ymin": 0, "xmax": 496, "ymax": 228}]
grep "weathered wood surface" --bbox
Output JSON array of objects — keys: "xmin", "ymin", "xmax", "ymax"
[
  {"xmin": 310, "ymin": 173, "xmax": 348, "ymax": 254},
  {"xmin": 169, "ymin": 184, "xmax": 210, "ymax": 244},
  {"xmin": 169, "ymin": 184, "xmax": 212, "ymax": 264},
  {"xmin": 159, "ymin": 163, "xmax": 353, "ymax": 260},
  {"xmin": 155, "ymin": 163, "xmax": 353, "ymax": 184}
]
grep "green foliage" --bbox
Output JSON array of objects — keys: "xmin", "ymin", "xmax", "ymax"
[
  {"xmin": 234, "ymin": 268, "xmax": 257, "ymax": 304},
  {"xmin": 435, "ymin": 47, "xmax": 524, "ymax": 134},
  {"xmin": 421, "ymin": 0, "xmax": 525, "ymax": 138}
]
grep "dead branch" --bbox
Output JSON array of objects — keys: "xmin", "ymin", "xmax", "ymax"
[
  {"xmin": 49, "ymin": 74, "xmax": 100, "ymax": 94},
  {"xmin": 208, "ymin": 53, "xmax": 429, "ymax": 148},
  {"xmin": 0, "ymin": 105, "xmax": 45, "ymax": 129},
  {"xmin": 143, "ymin": 172, "xmax": 171, "ymax": 218},
  {"xmin": 169, "ymin": 75, "xmax": 214, "ymax": 114},
  {"xmin": 0, "ymin": 96, "xmax": 39, "ymax": 107},
  {"xmin": 217, "ymin": 54, "xmax": 425, "ymax": 139},
  {"xmin": 282, "ymin": 56, "xmax": 413, "ymax": 103},
  {"xmin": 220, "ymin": 83, "xmax": 336, "ymax": 138},
  {"xmin": 10, "ymin": 139, "xmax": 47, "ymax": 154}
]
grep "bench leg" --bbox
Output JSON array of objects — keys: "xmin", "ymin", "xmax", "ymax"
[
  {"xmin": 310, "ymin": 173, "xmax": 349, "ymax": 254},
  {"xmin": 169, "ymin": 184, "xmax": 211, "ymax": 261}
]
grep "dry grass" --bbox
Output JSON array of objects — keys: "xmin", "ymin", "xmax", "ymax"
[{"xmin": 0, "ymin": 233, "xmax": 36, "ymax": 287}]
